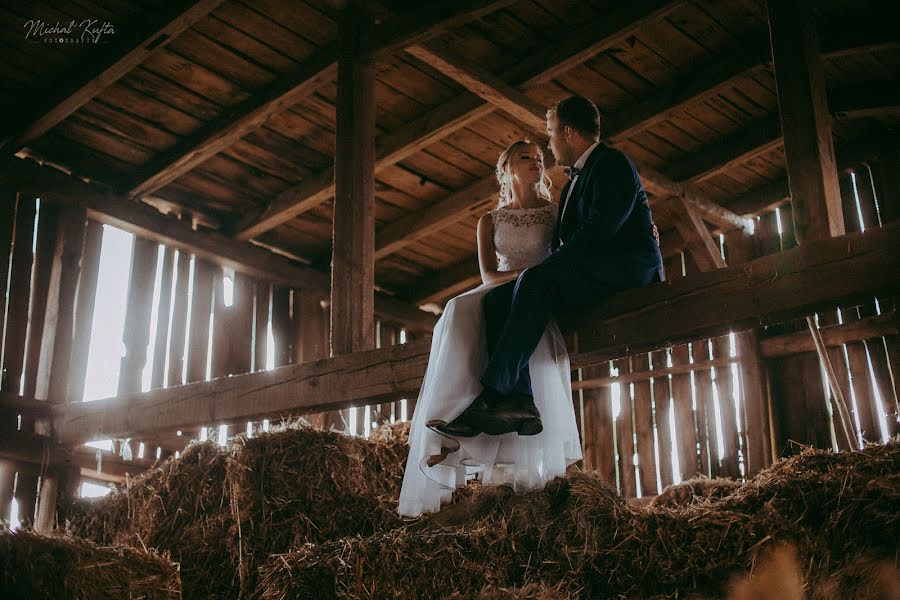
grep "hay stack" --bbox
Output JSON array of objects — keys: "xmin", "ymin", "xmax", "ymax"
[
  {"xmin": 255, "ymin": 443, "xmax": 899, "ymax": 600},
  {"xmin": 0, "ymin": 528, "xmax": 180, "ymax": 599},
  {"xmin": 227, "ymin": 421, "xmax": 409, "ymax": 595},
  {"xmin": 66, "ymin": 440, "xmax": 236, "ymax": 599},
  {"xmin": 650, "ymin": 477, "xmax": 742, "ymax": 507}
]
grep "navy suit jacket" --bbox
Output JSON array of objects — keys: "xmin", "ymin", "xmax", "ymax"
[{"xmin": 546, "ymin": 143, "xmax": 664, "ymax": 287}]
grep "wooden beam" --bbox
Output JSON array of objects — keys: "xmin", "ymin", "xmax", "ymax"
[
  {"xmin": 331, "ymin": 1, "xmax": 376, "ymax": 356},
  {"xmin": 669, "ymin": 194, "xmax": 727, "ymax": 271},
  {"xmin": 375, "ymin": 176, "xmax": 497, "ymax": 260},
  {"xmin": 2, "ymin": 0, "xmax": 225, "ymax": 154},
  {"xmin": 127, "ymin": 50, "xmax": 338, "ymax": 198},
  {"xmin": 408, "ymin": 258, "xmax": 482, "ymax": 306},
  {"xmin": 767, "ymin": 0, "xmax": 844, "ymax": 242},
  {"xmin": 2, "ymin": 157, "xmax": 435, "ymax": 331},
  {"xmin": 234, "ymin": 0, "xmax": 682, "ymax": 239},
  {"xmin": 366, "ymin": 0, "xmax": 516, "ymax": 59},
  {"xmin": 760, "ymin": 312, "xmax": 898, "ymax": 358},
  {"xmin": 52, "ymin": 222, "xmax": 900, "ymax": 444}
]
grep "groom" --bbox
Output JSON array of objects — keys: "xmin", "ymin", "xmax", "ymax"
[{"xmin": 437, "ymin": 95, "xmax": 664, "ymax": 438}]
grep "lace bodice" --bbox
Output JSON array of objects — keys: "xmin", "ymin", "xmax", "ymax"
[{"xmin": 491, "ymin": 204, "xmax": 557, "ymax": 271}]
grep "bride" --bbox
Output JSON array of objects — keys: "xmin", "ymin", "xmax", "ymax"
[{"xmin": 398, "ymin": 140, "xmax": 582, "ymax": 518}]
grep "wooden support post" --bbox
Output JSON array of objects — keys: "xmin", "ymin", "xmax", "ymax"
[
  {"xmin": 166, "ymin": 251, "xmax": 191, "ymax": 387},
  {"xmin": 68, "ymin": 221, "xmax": 103, "ymax": 403},
  {"xmin": 613, "ymin": 358, "xmax": 636, "ymax": 497},
  {"xmin": 150, "ymin": 247, "xmax": 175, "ymax": 389},
  {"xmin": 331, "ymin": 0, "xmax": 376, "ymax": 357},
  {"xmin": 767, "ymin": 0, "xmax": 845, "ymax": 242},
  {"xmin": 186, "ymin": 258, "xmax": 214, "ymax": 383},
  {"xmin": 117, "ymin": 237, "xmax": 159, "ymax": 396}
]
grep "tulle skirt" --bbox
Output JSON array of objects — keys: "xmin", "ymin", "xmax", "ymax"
[{"xmin": 398, "ymin": 282, "xmax": 583, "ymax": 518}]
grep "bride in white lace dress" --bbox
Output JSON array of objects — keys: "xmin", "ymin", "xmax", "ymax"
[{"xmin": 398, "ymin": 141, "xmax": 582, "ymax": 517}]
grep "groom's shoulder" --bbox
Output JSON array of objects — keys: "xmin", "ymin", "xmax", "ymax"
[{"xmin": 594, "ymin": 143, "xmax": 638, "ymax": 174}]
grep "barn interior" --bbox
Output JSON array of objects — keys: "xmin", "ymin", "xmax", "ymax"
[{"xmin": 0, "ymin": 0, "xmax": 898, "ymax": 598}]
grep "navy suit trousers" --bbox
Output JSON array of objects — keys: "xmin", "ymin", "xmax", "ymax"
[{"xmin": 480, "ymin": 260, "xmax": 659, "ymax": 397}]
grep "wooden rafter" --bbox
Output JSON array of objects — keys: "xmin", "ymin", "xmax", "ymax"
[
  {"xmin": 669, "ymin": 195, "xmax": 727, "ymax": 271},
  {"xmin": 52, "ymin": 222, "xmax": 900, "ymax": 444},
  {"xmin": 127, "ymin": 1, "xmax": 513, "ymax": 201},
  {"xmin": 2, "ymin": 0, "xmax": 226, "ymax": 155},
  {"xmin": 234, "ymin": 0, "xmax": 683, "ymax": 240}
]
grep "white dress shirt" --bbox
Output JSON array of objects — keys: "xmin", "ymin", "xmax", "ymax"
[{"xmin": 559, "ymin": 141, "xmax": 599, "ymax": 227}]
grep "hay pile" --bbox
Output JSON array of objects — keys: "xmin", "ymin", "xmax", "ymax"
[
  {"xmin": 650, "ymin": 477, "xmax": 742, "ymax": 507},
  {"xmin": 0, "ymin": 528, "xmax": 180, "ymax": 599},
  {"xmin": 255, "ymin": 443, "xmax": 899, "ymax": 600},
  {"xmin": 67, "ymin": 440, "xmax": 234, "ymax": 599},
  {"xmin": 227, "ymin": 420, "xmax": 409, "ymax": 594},
  {"xmin": 66, "ymin": 421, "xmax": 410, "ymax": 599}
]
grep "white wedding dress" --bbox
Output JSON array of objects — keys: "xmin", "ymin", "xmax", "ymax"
[{"xmin": 398, "ymin": 203, "xmax": 583, "ymax": 518}]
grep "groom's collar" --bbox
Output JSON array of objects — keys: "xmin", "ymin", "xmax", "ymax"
[{"xmin": 571, "ymin": 141, "xmax": 600, "ymax": 173}]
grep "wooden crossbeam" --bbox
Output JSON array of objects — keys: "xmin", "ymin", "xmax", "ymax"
[
  {"xmin": 669, "ymin": 195, "xmax": 727, "ymax": 271},
  {"xmin": 2, "ymin": 157, "xmax": 437, "ymax": 332},
  {"xmin": 52, "ymin": 222, "xmax": 900, "ymax": 444},
  {"xmin": 1, "ymin": 0, "xmax": 225, "ymax": 155},
  {"xmin": 760, "ymin": 312, "xmax": 897, "ymax": 358},
  {"xmin": 234, "ymin": 0, "xmax": 682, "ymax": 239}
]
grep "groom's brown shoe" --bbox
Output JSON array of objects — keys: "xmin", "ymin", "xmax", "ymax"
[{"xmin": 457, "ymin": 389, "xmax": 543, "ymax": 436}]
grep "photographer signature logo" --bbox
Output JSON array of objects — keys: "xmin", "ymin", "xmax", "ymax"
[{"xmin": 23, "ymin": 19, "xmax": 116, "ymax": 44}]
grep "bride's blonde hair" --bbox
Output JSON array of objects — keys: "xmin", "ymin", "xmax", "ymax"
[{"xmin": 495, "ymin": 140, "xmax": 552, "ymax": 208}]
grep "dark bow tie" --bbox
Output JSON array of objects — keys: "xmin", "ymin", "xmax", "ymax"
[{"xmin": 566, "ymin": 166, "xmax": 580, "ymax": 181}]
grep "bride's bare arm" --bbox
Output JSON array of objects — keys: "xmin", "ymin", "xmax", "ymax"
[{"xmin": 477, "ymin": 213, "xmax": 521, "ymax": 286}]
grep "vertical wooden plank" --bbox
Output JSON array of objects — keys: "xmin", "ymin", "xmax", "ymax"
[
  {"xmin": 212, "ymin": 272, "xmax": 253, "ymax": 378},
  {"xmin": 253, "ymin": 282, "xmax": 270, "ymax": 372},
  {"xmin": 851, "ymin": 166, "xmax": 881, "ymax": 230},
  {"xmin": 0, "ymin": 192, "xmax": 15, "ymax": 363},
  {"xmin": 767, "ymin": 0, "xmax": 844, "ymax": 242},
  {"xmin": 23, "ymin": 203, "xmax": 60, "ymax": 402},
  {"xmin": 713, "ymin": 335, "xmax": 740, "ymax": 478},
  {"xmin": 770, "ymin": 353, "xmax": 833, "ymax": 453},
  {"xmin": 819, "ymin": 309, "xmax": 856, "ymax": 450},
  {"xmin": 0, "ymin": 460, "xmax": 15, "ymax": 522},
  {"xmin": 166, "ymin": 251, "xmax": 191, "ymax": 387},
  {"xmin": 2, "ymin": 195, "xmax": 36, "ymax": 394},
  {"xmin": 582, "ymin": 363, "xmax": 616, "ymax": 486},
  {"xmin": 871, "ymin": 152, "xmax": 899, "ymax": 224},
  {"xmin": 117, "ymin": 237, "xmax": 159, "ymax": 396},
  {"xmin": 34, "ymin": 472, "xmax": 58, "ymax": 533},
  {"xmin": 613, "ymin": 358, "xmax": 636, "ymax": 497},
  {"xmin": 631, "ymin": 354, "xmax": 657, "ymax": 496},
  {"xmin": 150, "ymin": 247, "xmax": 175, "ymax": 389},
  {"xmin": 839, "ymin": 172, "xmax": 862, "ymax": 234},
  {"xmin": 186, "ymin": 258, "xmax": 214, "ymax": 383},
  {"xmin": 67, "ymin": 220, "xmax": 103, "ymax": 403},
  {"xmin": 670, "ymin": 344, "xmax": 698, "ymax": 480},
  {"xmin": 14, "ymin": 472, "xmax": 38, "ymax": 527},
  {"xmin": 271, "ymin": 286, "xmax": 292, "ymax": 368},
  {"xmin": 40, "ymin": 205, "xmax": 87, "ymax": 403},
  {"xmin": 841, "ymin": 308, "xmax": 879, "ymax": 443},
  {"xmin": 651, "ymin": 350, "xmax": 674, "ymax": 488},
  {"xmin": 692, "ymin": 340, "xmax": 716, "ymax": 478},
  {"xmin": 292, "ymin": 288, "xmax": 329, "ymax": 430},
  {"xmin": 331, "ymin": 0, "xmax": 375, "ymax": 356}
]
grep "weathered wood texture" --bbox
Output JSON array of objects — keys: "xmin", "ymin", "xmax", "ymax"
[{"xmin": 53, "ymin": 224, "xmax": 900, "ymax": 444}]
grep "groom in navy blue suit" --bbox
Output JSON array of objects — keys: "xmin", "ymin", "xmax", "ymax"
[{"xmin": 437, "ymin": 95, "xmax": 664, "ymax": 438}]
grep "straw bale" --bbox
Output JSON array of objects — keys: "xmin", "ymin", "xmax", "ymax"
[
  {"xmin": 65, "ymin": 441, "xmax": 236, "ymax": 599},
  {"xmin": 255, "ymin": 443, "xmax": 898, "ymax": 600},
  {"xmin": 0, "ymin": 528, "xmax": 181, "ymax": 599},
  {"xmin": 650, "ymin": 477, "xmax": 742, "ymax": 507},
  {"xmin": 227, "ymin": 420, "xmax": 410, "ymax": 595}
]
